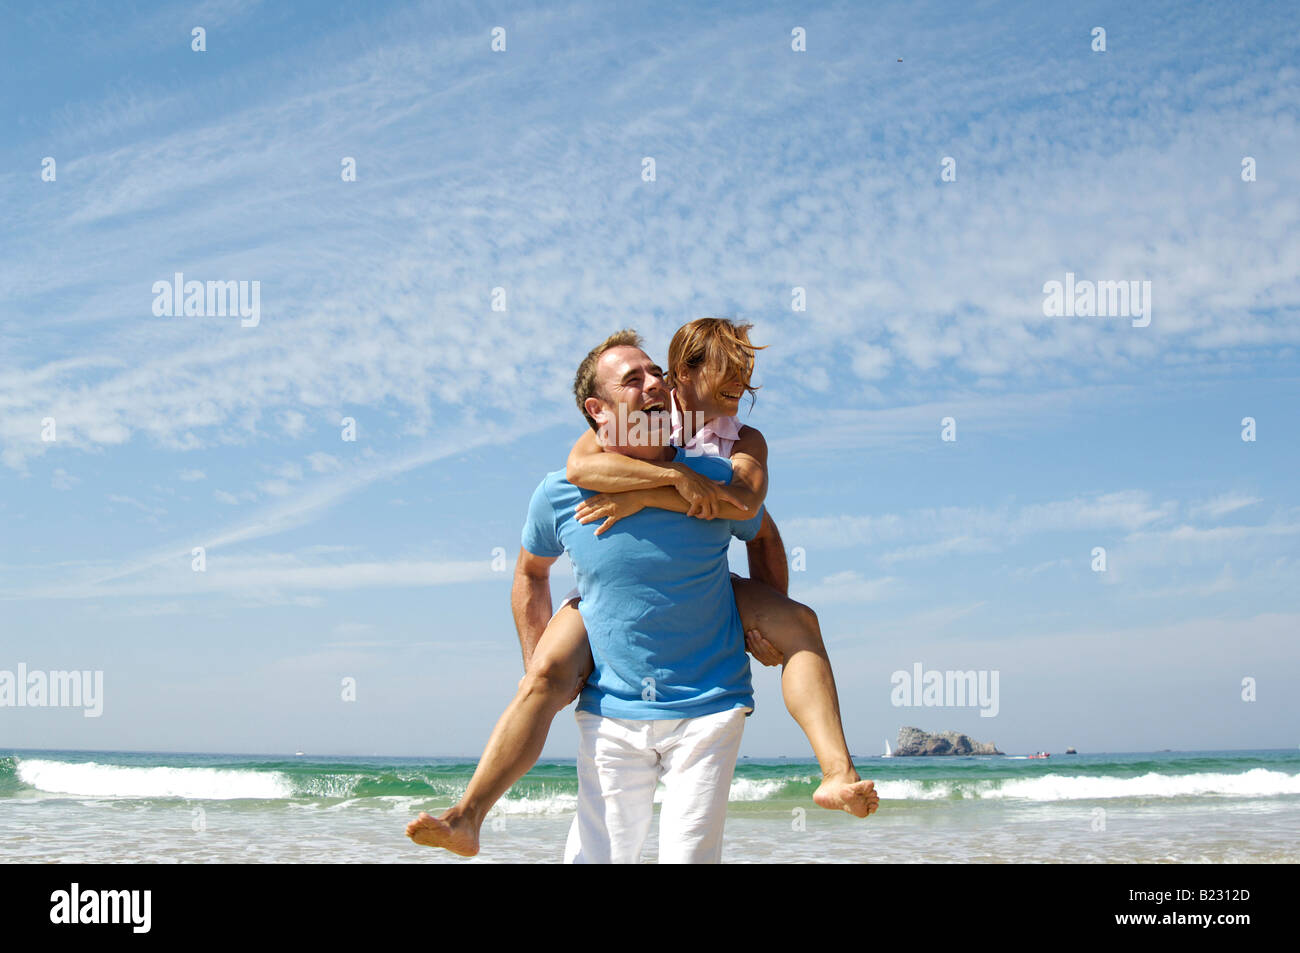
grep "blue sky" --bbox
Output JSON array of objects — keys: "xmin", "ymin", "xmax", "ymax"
[{"xmin": 1, "ymin": 0, "xmax": 1297, "ymax": 758}]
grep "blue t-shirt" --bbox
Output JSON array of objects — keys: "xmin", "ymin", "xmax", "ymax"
[{"xmin": 521, "ymin": 448, "xmax": 765, "ymax": 720}]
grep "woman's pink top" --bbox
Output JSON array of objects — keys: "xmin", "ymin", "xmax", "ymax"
[{"xmin": 669, "ymin": 388, "xmax": 742, "ymax": 458}]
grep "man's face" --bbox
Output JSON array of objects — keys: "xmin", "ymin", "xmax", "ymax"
[{"xmin": 588, "ymin": 346, "xmax": 672, "ymax": 459}]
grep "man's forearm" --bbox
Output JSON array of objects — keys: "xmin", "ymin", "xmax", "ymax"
[
  {"xmin": 746, "ymin": 511, "xmax": 789, "ymax": 594},
  {"xmin": 510, "ymin": 570, "xmax": 554, "ymax": 669}
]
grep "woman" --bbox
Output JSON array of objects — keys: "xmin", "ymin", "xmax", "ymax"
[{"xmin": 407, "ymin": 319, "xmax": 875, "ymax": 857}]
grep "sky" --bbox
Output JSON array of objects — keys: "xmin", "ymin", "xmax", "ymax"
[{"xmin": 1, "ymin": 0, "xmax": 1297, "ymax": 758}]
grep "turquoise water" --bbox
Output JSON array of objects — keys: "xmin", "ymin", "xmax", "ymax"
[{"xmin": 4, "ymin": 748, "xmax": 1299, "ymax": 862}]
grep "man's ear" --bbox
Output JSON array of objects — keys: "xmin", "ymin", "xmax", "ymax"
[{"xmin": 585, "ymin": 398, "xmax": 611, "ymax": 444}]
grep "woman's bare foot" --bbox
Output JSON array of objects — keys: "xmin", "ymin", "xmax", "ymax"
[
  {"xmin": 813, "ymin": 773, "xmax": 879, "ymax": 818},
  {"xmin": 405, "ymin": 808, "xmax": 481, "ymax": 856}
]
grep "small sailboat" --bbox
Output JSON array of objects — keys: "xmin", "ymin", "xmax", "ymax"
[
  {"xmin": 294, "ymin": 750, "xmax": 305, "ymax": 757},
  {"xmin": 882, "ymin": 739, "xmax": 893, "ymax": 758}
]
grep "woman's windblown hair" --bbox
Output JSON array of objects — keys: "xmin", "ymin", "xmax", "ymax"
[{"xmin": 666, "ymin": 317, "xmax": 765, "ymax": 408}]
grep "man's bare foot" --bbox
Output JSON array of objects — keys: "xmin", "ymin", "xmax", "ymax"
[
  {"xmin": 813, "ymin": 774, "xmax": 879, "ymax": 818},
  {"xmin": 405, "ymin": 809, "xmax": 480, "ymax": 856}
]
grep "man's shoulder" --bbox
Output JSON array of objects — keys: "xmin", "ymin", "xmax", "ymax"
[
  {"xmin": 537, "ymin": 467, "xmax": 567, "ymax": 488},
  {"xmin": 673, "ymin": 447, "xmax": 735, "ymax": 484},
  {"xmin": 534, "ymin": 467, "xmax": 573, "ymax": 492},
  {"xmin": 532, "ymin": 469, "xmax": 583, "ymax": 510},
  {"xmin": 522, "ymin": 469, "xmax": 580, "ymax": 558}
]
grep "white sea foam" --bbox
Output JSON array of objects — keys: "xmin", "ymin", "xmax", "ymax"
[
  {"xmin": 491, "ymin": 777, "xmax": 793, "ymax": 815},
  {"xmin": 983, "ymin": 769, "xmax": 1300, "ymax": 801},
  {"xmin": 877, "ymin": 769, "xmax": 1300, "ymax": 802},
  {"xmin": 15, "ymin": 759, "xmax": 292, "ymax": 800},
  {"xmin": 299, "ymin": 775, "xmax": 363, "ymax": 799},
  {"xmin": 725, "ymin": 778, "xmax": 791, "ymax": 801},
  {"xmin": 494, "ymin": 792, "xmax": 580, "ymax": 815},
  {"xmin": 876, "ymin": 779, "xmax": 978, "ymax": 800},
  {"xmin": 19, "ymin": 757, "xmax": 1295, "ymax": 807}
]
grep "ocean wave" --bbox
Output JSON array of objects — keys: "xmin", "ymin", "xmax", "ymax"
[
  {"xmin": 15, "ymin": 759, "xmax": 294, "ymax": 800},
  {"xmin": 875, "ymin": 779, "xmax": 980, "ymax": 800},
  {"xmin": 983, "ymin": 769, "xmax": 1300, "ymax": 801},
  {"xmin": 13, "ymin": 756, "xmax": 1294, "ymax": 806},
  {"xmin": 495, "ymin": 791, "xmax": 580, "ymax": 815},
  {"xmin": 877, "ymin": 769, "xmax": 1300, "ymax": 802},
  {"xmin": 725, "ymin": 778, "xmax": 792, "ymax": 801},
  {"xmin": 9, "ymin": 758, "xmax": 477, "ymax": 802}
]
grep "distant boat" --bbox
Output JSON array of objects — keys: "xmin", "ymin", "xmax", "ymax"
[
  {"xmin": 294, "ymin": 750, "xmax": 305, "ymax": 757},
  {"xmin": 883, "ymin": 739, "xmax": 893, "ymax": 758},
  {"xmin": 1027, "ymin": 752, "xmax": 1050, "ymax": 759},
  {"xmin": 1065, "ymin": 746, "xmax": 1077, "ymax": 754}
]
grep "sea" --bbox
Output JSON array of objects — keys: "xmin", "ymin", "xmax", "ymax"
[{"xmin": 3, "ymin": 748, "xmax": 1298, "ymax": 863}]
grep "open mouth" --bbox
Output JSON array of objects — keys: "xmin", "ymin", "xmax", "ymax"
[
  {"xmin": 718, "ymin": 391, "xmax": 741, "ymax": 401},
  {"xmin": 641, "ymin": 400, "xmax": 667, "ymax": 414}
]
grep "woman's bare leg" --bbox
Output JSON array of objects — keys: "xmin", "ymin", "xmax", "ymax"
[
  {"xmin": 732, "ymin": 577, "xmax": 878, "ymax": 818},
  {"xmin": 406, "ymin": 604, "xmax": 594, "ymax": 854}
]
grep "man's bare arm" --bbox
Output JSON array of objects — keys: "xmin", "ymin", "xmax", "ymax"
[
  {"xmin": 510, "ymin": 547, "xmax": 558, "ymax": 669},
  {"xmin": 744, "ymin": 510, "xmax": 789, "ymax": 595}
]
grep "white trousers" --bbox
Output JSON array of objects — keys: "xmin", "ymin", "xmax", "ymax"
[{"xmin": 563, "ymin": 706, "xmax": 749, "ymax": 864}]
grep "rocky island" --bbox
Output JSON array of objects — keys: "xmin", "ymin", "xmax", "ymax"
[{"xmin": 894, "ymin": 726, "xmax": 1004, "ymax": 756}]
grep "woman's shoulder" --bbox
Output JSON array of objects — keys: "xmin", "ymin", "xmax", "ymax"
[{"xmin": 729, "ymin": 424, "xmax": 768, "ymax": 463}]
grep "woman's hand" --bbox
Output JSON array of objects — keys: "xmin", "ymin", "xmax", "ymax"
[
  {"xmin": 575, "ymin": 492, "xmax": 647, "ymax": 535},
  {"xmin": 670, "ymin": 463, "xmax": 747, "ymax": 519},
  {"xmin": 745, "ymin": 628, "xmax": 784, "ymax": 667}
]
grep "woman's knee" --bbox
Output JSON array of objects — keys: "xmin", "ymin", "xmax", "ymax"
[
  {"xmin": 794, "ymin": 601, "xmax": 821, "ymax": 637},
  {"xmin": 519, "ymin": 658, "xmax": 572, "ymax": 699},
  {"xmin": 523, "ymin": 645, "xmax": 590, "ymax": 697},
  {"xmin": 776, "ymin": 601, "xmax": 824, "ymax": 652}
]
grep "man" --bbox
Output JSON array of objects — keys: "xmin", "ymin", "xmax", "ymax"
[{"xmin": 516, "ymin": 330, "xmax": 787, "ymax": 863}]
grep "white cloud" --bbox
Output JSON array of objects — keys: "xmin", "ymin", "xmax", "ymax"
[
  {"xmin": 9, "ymin": 553, "xmax": 498, "ymax": 601},
  {"xmin": 279, "ymin": 411, "xmax": 308, "ymax": 439},
  {"xmin": 850, "ymin": 344, "xmax": 892, "ymax": 380},
  {"xmin": 879, "ymin": 536, "xmax": 996, "ymax": 565},
  {"xmin": 785, "ymin": 490, "xmax": 1178, "ymax": 553},
  {"xmin": 3, "ymin": 7, "xmax": 1297, "ymax": 475},
  {"xmin": 792, "ymin": 571, "xmax": 897, "ymax": 605},
  {"xmin": 51, "ymin": 468, "xmax": 80, "ymax": 491},
  {"xmin": 1, "ymin": 423, "xmax": 536, "ymax": 603},
  {"xmin": 1111, "ymin": 520, "xmax": 1300, "ymax": 576},
  {"xmin": 1191, "ymin": 493, "xmax": 1262, "ymax": 520},
  {"xmin": 306, "ymin": 452, "xmax": 341, "ymax": 473},
  {"xmin": 106, "ymin": 494, "xmax": 166, "ymax": 517},
  {"xmin": 273, "ymin": 461, "xmax": 304, "ymax": 480}
]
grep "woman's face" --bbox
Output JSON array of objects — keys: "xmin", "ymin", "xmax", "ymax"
[{"xmin": 676, "ymin": 360, "xmax": 746, "ymax": 419}]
